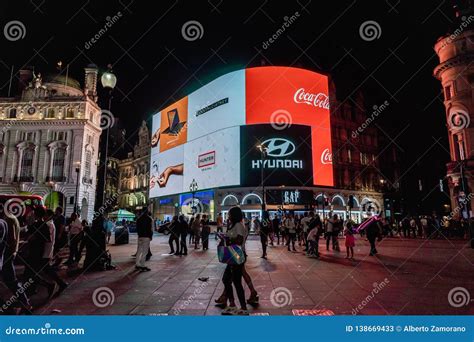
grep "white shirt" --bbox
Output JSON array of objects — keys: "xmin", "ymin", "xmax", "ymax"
[
  {"xmin": 227, "ymin": 222, "xmax": 247, "ymax": 252},
  {"xmin": 43, "ymin": 219, "xmax": 56, "ymax": 259}
]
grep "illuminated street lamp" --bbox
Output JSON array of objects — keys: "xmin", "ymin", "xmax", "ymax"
[{"xmin": 97, "ymin": 65, "xmax": 117, "ymax": 210}]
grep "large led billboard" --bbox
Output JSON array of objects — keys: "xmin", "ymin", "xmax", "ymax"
[{"xmin": 149, "ymin": 66, "xmax": 333, "ymax": 198}]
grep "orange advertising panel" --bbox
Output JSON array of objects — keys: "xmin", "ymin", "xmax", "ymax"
[
  {"xmin": 245, "ymin": 66, "xmax": 333, "ymax": 186},
  {"xmin": 159, "ymin": 96, "xmax": 188, "ymax": 152}
]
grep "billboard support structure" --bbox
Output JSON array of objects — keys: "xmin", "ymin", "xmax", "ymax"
[{"xmin": 257, "ymin": 145, "xmax": 268, "ymax": 213}]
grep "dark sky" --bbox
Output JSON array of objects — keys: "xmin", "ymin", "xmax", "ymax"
[{"xmin": 0, "ymin": 0, "xmax": 460, "ymax": 208}]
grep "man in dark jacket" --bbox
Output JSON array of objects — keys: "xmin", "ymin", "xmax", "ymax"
[
  {"xmin": 178, "ymin": 215, "xmax": 189, "ymax": 256},
  {"xmin": 136, "ymin": 208, "xmax": 153, "ymax": 271}
]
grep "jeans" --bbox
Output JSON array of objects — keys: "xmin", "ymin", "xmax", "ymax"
[
  {"xmin": 168, "ymin": 234, "xmax": 179, "ymax": 253},
  {"xmin": 222, "ymin": 263, "xmax": 246, "ymax": 310},
  {"xmin": 136, "ymin": 237, "xmax": 151, "ymax": 267},
  {"xmin": 287, "ymin": 232, "xmax": 296, "ymax": 250},
  {"xmin": 260, "ymin": 234, "xmax": 267, "ymax": 256},
  {"xmin": 367, "ymin": 235, "xmax": 377, "ymax": 255}
]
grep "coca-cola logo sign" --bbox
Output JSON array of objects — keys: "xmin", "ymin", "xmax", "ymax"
[
  {"xmin": 321, "ymin": 148, "xmax": 332, "ymax": 165},
  {"xmin": 293, "ymin": 88, "xmax": 330, "ymax": 109}
]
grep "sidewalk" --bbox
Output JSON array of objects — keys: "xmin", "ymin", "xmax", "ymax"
[{"xmin": 7, "ymin": 234, "xmax": 474, "ymax": 315}]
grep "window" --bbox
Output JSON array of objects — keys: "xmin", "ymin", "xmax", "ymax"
[
  {"xmin": 84, "ymin": 150, "xmax": 92, "ymax": 179},
  {"xmin": 347, "ymin": 148, "xmax": 352, "ymax": 163},
  {"xmin": 52, "ymin": 149, "xmax": 66, "ymax": 180},
  {"xmin": 66, "ymin": 108, "xmax": 75, "ymax": 118},
  {"xmin": 20, "ymin": 148, "xmax": 34, "ymax": 179},
  {"xmin": 21, "ymin": 132, "xmax": 35, "ymax": 142},
  {"xmin": 9, "ymin": 108, "xmax": 17, "ymax": 119},
  {"xmin": 445, "ymin": 85, "xmax": 452, "ymax": 101},
  {"xmin": 360, "ymin": 152, "xmax": 369, "ymax": 165},
  {"xmin": 46, "ymin": 108, "xmax": 55, "ymax": 118},
  {"xmin": 53, "ymin": 131, "xmax": 66, "ymax": 141}
]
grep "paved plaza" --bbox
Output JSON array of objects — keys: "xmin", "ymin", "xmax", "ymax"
[{"xmin": 12, "ymin": 234, "xmax": 474, "ymax": 316}]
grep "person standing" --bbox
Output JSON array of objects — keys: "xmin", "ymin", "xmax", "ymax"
[
  {"xmin": 66, "ymin": 212, "xmax": 83, "ymax": 265},
  {"xmin": 188, "ymin": 216, "xmax": 195, "ymax": 245},
  {"xmin": 367, "ymin": 218, "xmax": 382, "ymax": 256},
  {"xmin": 285, "ymin": 214, "xmax": 297, "ymax": 252},
  {"xmin": 300, "ymin": 212, "xmax": 312, "ymax": 251},
  {"xmin": 409, "ymin": 217, "xmax": 417, "ymax": 238},
  {"xmin": 344, "ymin": 220, "xmax": 355, "ymax": 259},
  {"xmin": 105, "ymin": 217, "xmax": 115, "ymax": 244},
  {"xmin": 178, "ymin": 215, "xmax": 189, "ymax": 256},
  {"xmin": 220, "ymin": 207, "xmax": 249, "ymax": 315},
  {"xmin": 257, "ymin": 216, "xmax": 269, "ymax": 259},
  {"xmin": 136, "ymin": 208, "xmax": 153, "ymax": 272},
  {"xmin": 0, "ymin": 208, "xmax": 32, "ymax": 314},
  {"xmin": 420, "ymin": 216, "xmax": 429, "ymax": 239},
  {"xmin": 215, "ymin": 213, "xmax": 224, "ymax": 240},
  {"xmin": 201, "ymin": 214, "xmax": 211, "ymax": 250},
  {"xmin": 332, "ymin": 214, "xmax": 341, "ymax": 251},
  {"xmin": 192, "ymin": 214, "xmax": 201, "ymax": 249},
  {"xmin": 168, "ymin": 216, "xmax": 180, "ymax": 254}
]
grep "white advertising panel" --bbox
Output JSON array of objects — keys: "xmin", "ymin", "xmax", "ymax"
[
  {"xmin": 149, "ymin": 145, "xmax": 184, "ymax": 198},
  {"xmin": 150, "ymin": 111, "xmax": 161, "ymax": 153},
  {"xmin": 187, "ymin": 70, "xmax": 245, "ymax": 141},
  {"xmin": 183, "ymin": 126, "xmax": 240, "ymax": 191}
]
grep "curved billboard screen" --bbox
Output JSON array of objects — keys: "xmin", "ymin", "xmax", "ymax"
[{"xmin": 149, "ymin": 66, "xmax": 333, "ymax": 198}]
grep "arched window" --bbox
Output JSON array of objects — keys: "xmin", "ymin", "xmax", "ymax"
[
  {"xmin": 46, "ymin": 108, "xmax": 56, "ymax": 119},
  {"xmin": 52, "ymin": 148, "xmax": 66, "ymax": 181},
  {"xmin": 66, "ymin": 108, "xmax": 75, "ymax": 118},
  {"xmin": 20, "ymin": 148, "xmax": 34, "ymax": 180}
]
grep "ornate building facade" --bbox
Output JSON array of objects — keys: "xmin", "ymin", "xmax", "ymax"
[
  {"xmin": 434, "ymin": 1, "xmax": 474, "ymax": 218},
  {"xmin": 0, "ymin": 65, "xmax": 102, "ymax": 220},
  {"xmin": 117, "ymin": 121, "xmax": 150, "ymax": 212}
]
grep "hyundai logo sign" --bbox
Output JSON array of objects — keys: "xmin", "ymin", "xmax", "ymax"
[{"xmin": 261, "ymin": 138, "xmax": 296, "ymax": 157}]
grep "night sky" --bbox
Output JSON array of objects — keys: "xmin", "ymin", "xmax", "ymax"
[{"xmin": 0, "ymin": 0, "xmax": 459, "ymax": 209}]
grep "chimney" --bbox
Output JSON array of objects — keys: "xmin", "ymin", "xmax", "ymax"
[
  {"xmin": 84, "ymin": 64, "xmax": 98, "ymax": 102},
  {"xmin": 18, "ymin": 67, "xmax": 33, "ymax": 95}
]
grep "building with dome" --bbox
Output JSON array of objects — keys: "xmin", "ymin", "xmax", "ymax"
[{"xmin": 0, "ymin": 65, "xmax": 103, "ymax": 220}]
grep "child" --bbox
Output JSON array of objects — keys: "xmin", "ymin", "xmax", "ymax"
[
  {"xmin": 306, "ymin": 226, "xmax": 319, "ymax": 257},
  {"xmin": 344, "ymin": 221, "xmax": 355, "ymax": 259}
]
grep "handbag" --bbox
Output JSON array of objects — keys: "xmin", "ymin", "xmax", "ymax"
[{"xmin": 217, "ymin": 239, "xmax": 245, "ymax": 265}]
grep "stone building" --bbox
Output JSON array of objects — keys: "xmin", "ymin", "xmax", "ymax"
[
  {"xmin": 116, "ymin": 121, "xmax": 150, "ymax": 212},
  {"xmin": 434, "ymin": 1, "xmax": 474, "ymax": 218},
  {"xmin": 0, "ymin": 65, "xmax": 102, "ymax": 220}
]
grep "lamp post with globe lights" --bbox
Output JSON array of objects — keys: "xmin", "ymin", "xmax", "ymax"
[
  {"xmin": 74, "ymin": 161, "xmax": 81, "ymax": 214},
  {"xmin": 96, "ymin": 65, "xmax": 117, "ymax": 211}
]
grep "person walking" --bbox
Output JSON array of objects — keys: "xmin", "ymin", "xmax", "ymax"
[
  {"xmin": 367, "ymin": 218, "xmax": 382, "ymax": 256},
  {"xmin": 168, "ymin": 216, "xmax": 180, "ymax": 254},
  {"xmin": 178, "ymin": 215, "xmax": 189, "ymax": 256},
  {"xmin": 272, "ymin": 216, "xmax": 281, "ymax": 245},
  {"xmin": 300, "ymin": 212, "xmax": 311, "ymax": 251},
  {"xmin": 192, "ymin": 214, "xmax": 201, "ymax": 249},
  {"xmin": 255, "ymin": 216, "xmax": 268, "ymax": 259},
  {"xmin": 344, "ymin": 219, "xmax": 355, "ymax": 260},
  {"xmin": 52, "ymin": 207, "xmax": 67, "ymax": 267},
  {"xmin": 0, "ymin": 208, "xmax": 32, "ymax": 314},
  {"xmin": 201, "ymin": 214, "xmax": 211, "ymax": 250},
  {"xmin": 136, "ymin": 208, "xmax": 153, "ymax": 272},
  {"xmin": 332, "ymin": 214, "xmax": 341, "ymax": 251},
  {"xmin": 188, "ymin": 216, "xmax": 195, "ymax": 245},
  {"xmin": 326, "ymin": 214, "xmax": 334, "ymax": 250},
  {"xmin": 285, "ymin": 214, "xmax": 297, "ymax": 252},
  {"xmin": 66, "ymin": 212, "xmax": 83, "ymax": 265},
  {"xmin": 219, "ymin": 207, "xmax": 249, "ymax": 315}
]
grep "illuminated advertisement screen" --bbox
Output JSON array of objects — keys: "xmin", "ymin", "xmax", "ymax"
[
  {"xmin": 240, "ymin": 124, "xmax": 313, "ymax": 187},
  {"xmin": 149, "ymin": 66, "xmax": 333, "ymax": 198}
]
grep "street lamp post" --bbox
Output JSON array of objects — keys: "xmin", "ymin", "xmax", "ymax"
[
  {"xmin": 190, "ymin": 179, "xmax": 198, "ymax": 215},
  {"xmin": 74, "ymin": 161, "xmax": 80, "ymax": 214},
  {"xmin": 97, "ymin": 66, "xmax": 117, "ymax": 210},
  {"xmin": 257, "ymin": 145, "xmax": 268, "ymax": 215}
]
